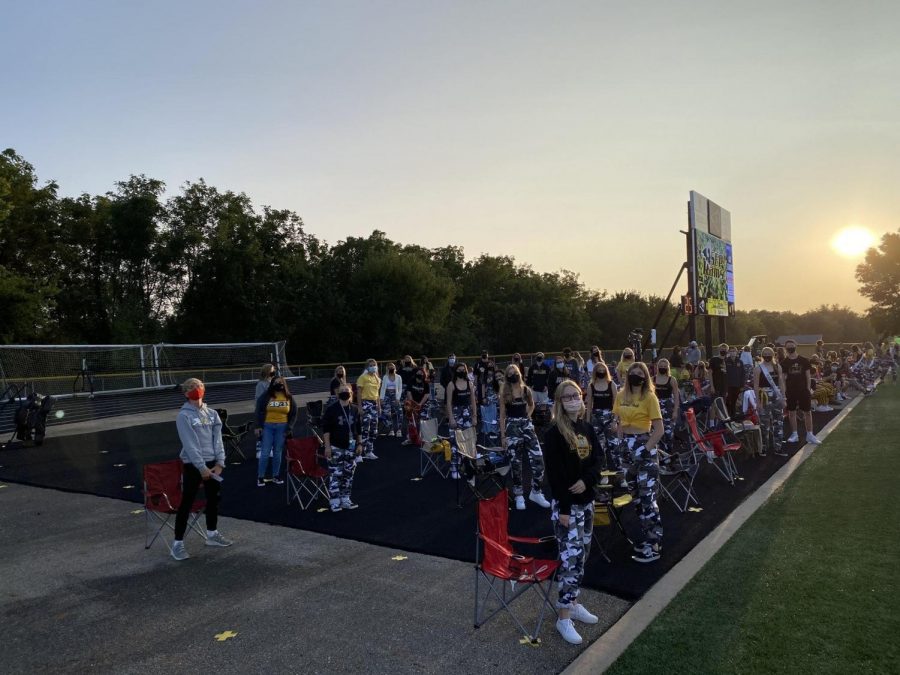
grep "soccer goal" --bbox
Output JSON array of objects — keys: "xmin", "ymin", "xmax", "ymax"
[{"xmin": 152, "ymin": 342, "xmax": 290, "ymax": 387}]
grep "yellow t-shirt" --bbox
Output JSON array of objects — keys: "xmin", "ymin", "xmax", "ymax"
[
  {"xmin": 616, "ymin": 360, "xmax": 632, "ymax": 384},
  {"xmin": 357, "ymin": 373, "xmax": 381, "ymax": 402},
  {"xmin": 264, "ymin": 392, "xmax": 291, "ymax": 424},
  {"xmin": 613, "ymin": 392, "xmax": 662, "ymax": 432}
]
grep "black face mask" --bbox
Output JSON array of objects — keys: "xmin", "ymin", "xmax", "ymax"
[
  {"xmin": 658, "ymin": 368, "xmax": 668, "ymax": 374},
  {"xmin": 627, "ymin": 373, "xmax": 645, "ymax": 388},
  {"xmin": 273, "ymin": 383, "xmax": 285, "ymax": 392},
  {"xmin": 507, "ymin": 373, "xmax": 520, "ymax": 384},
  {"xmin": 763, "ymin": 355, "xmax": 773, "ymax": 362},
  {"xmin": 719, "ymin": 350, "xmax": 727, "ymax": 356},
  {"xmin": 596, "ymin": 370, "xmax": 606, "ymax": 377},
  {"xmin": 388, "ymin": 369, "xmax": 395, "ymax": 374},
  {"xmin": 787, "ymin": 347, "xmax": 797, "ymax": 354},
  {"xmin": 456, "ymin": 371, "xmax": 467, "ymax": 379},
  {"xmin": 337, "ymin": 374, "xmax": 344, "ymax": 380},
  {"xmin": 338, "ymin": 391, "xmax": 351, "ymax": 401}
]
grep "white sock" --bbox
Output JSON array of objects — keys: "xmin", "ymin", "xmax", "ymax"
[{"xmin": 206, "ymin": 530, "xmax": 218, "ymax": 537}]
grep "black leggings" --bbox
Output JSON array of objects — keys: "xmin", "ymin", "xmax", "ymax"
[{"xmin": 174, "ymin": 461, "xmax": 220, "ymax": 539}]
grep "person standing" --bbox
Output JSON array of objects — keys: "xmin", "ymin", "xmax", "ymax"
[
  {"xmin": 548, "ymin": 356, "xmax": 570, "ymax": 400},
  {"xmin": 254, "ymin": 375, "xmax": 297, "ymax": 487},
  {"xmin": 780, "ymin": 339, "xmax": 821, "ymax": 445},
  {"xmin": 526, "ymin": 352, "xmax": 550, "ymax": 405},
  {"xmin": 402, "ymin": 367, "xmax": 432, "ymax": 445},
  {"xmin": 562, "ymin": 347, "xmax": 581, "ymax": 387},
  {"xmin": 446, "ymin": 361, "xmax": 478, "ymax": 479},
  {"xmin": 473, "ymin": 350, "xmax": 495, "ymax": 405},
  {"xmin": 542, "ymin": 379, "xmax": 601, "ymax": 645},
  {"xmin": 585, "ymin": 361, "xmax": 621, "ymax": 487},
  {"xmin": 684, "ymin": 341, "xmax": 702, "ymax": 367},
  {"xmin": 615, "ymin": 348, "xmax": 636, "ymax": 387},
  {"xmin": 724, "ymin": 347, "xmax": 745, "ymax": 414},
  {"xmin": 499, "ymin": 364, "xmax": 550, "ymax": 510},
  {"xmin": 172, "ymin": 378, "xmax": 232, "ymax": 561},
  {"xmin": 708, "ymin": 343, "xmax": 728, "ymax": 398},
  {"xmin": 613, "ymin": 362, "xmax": 664, "ymax": 563},
  {"xmin": 328, "ymin": 365, "xmax": 347, "ymax": 407},
  {"xmin": 322, "ymin": 383, "xmax": 363, "ymax": 512},
  {"xmin": 652, "ymin": 358, "xmax": 680, "ymax": 458},
  {"xmin": 439, "ymin": 354, "xmax": 457, "ymax": 402},
  {"xmin": 255, "ymin": 363, "xmax": 276, "ymax": 402},
  {"xmin": 754, "ymin": 346, "xmax": 785, "ymax": 456},
  {"xmin": 356, "ymin": 359, "xmax": 382, "ymax": 460},
  {"xmin": 739, "ymin": 346, "xmax": 755, "ymax": 382},
  {"xmin": 380, "ymin": 364, "xmax": 403, "ymax": 437},
  {"xmin": 398, "ymin": 355, "xmax": 417, "ymax": 399}
]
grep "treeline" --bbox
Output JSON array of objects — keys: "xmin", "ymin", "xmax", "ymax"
[{"xmin": 0, "ymin": 149, "xmax": 876, "ymax": 361}]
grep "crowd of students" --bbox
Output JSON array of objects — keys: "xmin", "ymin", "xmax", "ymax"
[{"xmin": 171, "ymin": 339, "xmax": 898, "ymax": 645}]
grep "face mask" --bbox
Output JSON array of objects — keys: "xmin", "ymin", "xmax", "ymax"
[
  {"xmin": 388, "ymin": 368, "xmax": 395, "ymax": 374},
  {"xmin": 338, "ymin": 391, "xmax": 351, "ymax": 401},
  {"xmin": 786, "ymin": 347, "xmax": 796, "ymax": 354},
  {"xmin": 832, "ymin": 366, "xmax": 839, "ymax": 372},
  {"xmin": 719, "ymin": 350, "xmax": 727, "ymax": 356},
  {"xmin": 337, "ymin": 373, "xmax": 344, "ymax": 380},
  {"xmin": 627, "ymin": 373, "xmax": 645, "ymax": 388},
  {"xmin": 273, "ymin": 383, "xmax": 285, "ymax": 392},
  {"xmin": 367, "ymin": 366, "xmax": 376, "ymax": 373},
  {"xmin": 563, "ymin": 399, "xmax": 582, "ymax": 413},
  {"xmin": 763, "ymin": 355, "xmax": 773, "ymax": 362},
  {"xmin": 404, "ymin": 361, "xmax": 411, "ymax": 366},
  {"xmin": 186, "ymin": 386, "xmax": 204, "ymax": 401},
  {"xmin": 596, "ymin": 370, "xmax": 606, "ymax": 377},
  {"xmin": 456, "ymin": 371, "xmax": 467, "ymax": 379},
  {"xmin": 658, "ymin": 368, "xmax": 668, "ymax": 374},
  {"xmin": 592, "ymin": 352, "xmax": 599, "ymax": 359},
  {"xmin": 448, "ymin": 358, "xmax": 456, "ymax": 365},
  {"xmin": 507, "ymin": 373, "xmax": 520, "ymax": 384},
  {"xmin": 556, "ymin": 362, "xmax": 564, "ymax": 369},
  {"xmin": 624, "ymin": 355, "xmax": 633, "ymax": 361}
]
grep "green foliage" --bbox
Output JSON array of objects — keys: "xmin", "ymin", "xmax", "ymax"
[
  {"xmin": 0, "ymin": 147, "xmax": 880, "ymax": 357},
  {"xmin": 856, "ymin": 230, "xmax": 900, "ymax": 336}
]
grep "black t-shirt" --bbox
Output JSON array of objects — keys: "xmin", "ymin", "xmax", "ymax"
[
  {"xmin": 329, "ymin": 377, "xmax": 345, "ymax": 395},
  {"xmin": 591, "ymin": 383, "xmax": 614, "ymax": 410},
  {"xmin": 408, "ymin": 381, "xmax": 427, "ymax": 403},
  {"xmin": 399, "ymin": 364, "xmax": 417, "ymax": 388},
  {"xmin": 322, "ymin": 402, "xmax": 361, "ymax": 449},
  {"xmin": 542, "ymin": 419, "xmax": 602, "ymax": 511},
  {"xmin": 708, "ymin": 355, "xmax": 727, "ymax": 392},
  {"xmin": 780, "ymin": 355, "xmax": 810, "ymax": 391},
  {"xmin": 527, "ymin": 363, "xmax": 549, "ymax": 391}
]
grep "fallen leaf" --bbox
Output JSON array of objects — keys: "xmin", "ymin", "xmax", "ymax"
[
  {"xmin": 410, "ymin": 477, "xmax": 423, "ymax": 481},
  {"xmin": 688, "ymin": 507, "xmax": 704, "ymax": 513},
  {"xmin": 130, "ymin": 509, "xmax": 144, "ymax": 515},
  {"xmin": 214, "ymin": 630, "xmax": 238, "ymax": 642},
  {"xmin": 519, "ymin": 635, "xmax": 541, "ymax": 647},
  {"xmin": 316, "ymin": 507, "xmax": 329, "ymax": 513},
  {"xmin": 391, "ymin": 555, "xmax": 408, "ymax": 561},
  {"xmin": 122, "ymin": 484, "xmax": 135, "ymax": 489}
]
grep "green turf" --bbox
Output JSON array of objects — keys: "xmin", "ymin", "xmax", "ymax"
[{"xmin": 606, "ymin": 385, "xmax": 900, "ymax": 675}]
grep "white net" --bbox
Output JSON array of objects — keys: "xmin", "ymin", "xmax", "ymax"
[
  {"xmin": 0, "ymin": 342, "xmax": 290, "ymax": 397},
  {"xmin": 0, "ymin": 345, "xmax": 150, "ymax": 397},
  {"xmin": 154, "ymin": 342, "xmax": 289, "ymax": 386}
]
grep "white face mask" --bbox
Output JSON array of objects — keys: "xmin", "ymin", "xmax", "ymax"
[{"xmin": 563, "ymin": 399, "xmax": 582, "ymax": 413}]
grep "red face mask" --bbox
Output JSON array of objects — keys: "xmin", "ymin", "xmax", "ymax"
[{"xmin": 187, "ymin": 386, "xmax": 205, "ymax": 401}]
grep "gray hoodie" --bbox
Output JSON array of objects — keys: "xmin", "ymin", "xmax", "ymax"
[{"xmin": 176, "ymin": 402, "xmax": 225, "ymax": 472}]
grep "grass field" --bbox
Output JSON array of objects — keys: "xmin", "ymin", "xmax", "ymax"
[{"xmin": 606, "ymin": 384, "xmax": 900, "ymax": 675}]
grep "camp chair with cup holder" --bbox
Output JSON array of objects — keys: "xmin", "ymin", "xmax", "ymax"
[
  {"xmin": 713, "ymin": 396, "xmax": 763, "ymax": 458},
  {"xmin": 684, "ymin": 408, "xmax": 741, "ymax": 485},
  {"xmin": 143, "ymin": 459, "xmax": 207, "ymax": 554},
  {"xmin": 285, "ymin": 436, "xmax": 330, "ymax": 509},
  {"xmin": 474, "ymin": 488, "xmax": 560, "ymax": 643},
  {"xmin": 417, "ymin": 416, "xmax": 451, "ymax": 478}
]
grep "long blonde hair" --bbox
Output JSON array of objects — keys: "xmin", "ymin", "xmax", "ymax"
[
  {"xmin": 552, "ymin": 379, "xmax": 585, "ymax": 450},
  {"xmin": 500, "ymin": 364, "xmax": 532, "ymax": 405},
  {"xmin": 619, "ymin": 362, "xmax": 655, "ymax": 405}
]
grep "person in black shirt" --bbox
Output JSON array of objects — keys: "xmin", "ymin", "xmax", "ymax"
[
  {"xmin": 708, "ymin": 343, "xmax": 728, "ymax": 397},
  {"xmin": 526, "ymin": 352, "xmax": 549, "ymax": 405},
  {"xmin": 724, "ymin": 347, "xmax": 744, "ymax": 414},
  {"xmin": 398, "ymin": 355, "xmax": 417, "ymax": 395},
  {"xmin": 547, "ymin": 356, "xmax": 570, "ymax": 400},
  {"xmin": 446, "ymin": 362, "xmax": 478, "ymax": 479},
  {"xmin": 439, "ymin": 354, "xmax": 457, "ymax": 401},
  {"xmin": 780, "ymin": 339, "xmax": 820, "ymax": 445},
  {"xmin": 327, "ymin": 365, "xmax": 346, "ymax": 407},
  {"xmin": 322, "ymin": 383, "xmax": 363, "ymax": 512},
  {"xmin": 585, "ymin": 361, "xmax": 620, "ymax": 485},
  {"xmin": 401, "ymin": 368, "xmax": 431, "ymax": 445},
  {"xmin": 543, "ymin": 379, "xmax": 601, "ymax": 645},
  {"xmin": 473, "ymin": 350, "xmax": 495, "ymax": 404}
]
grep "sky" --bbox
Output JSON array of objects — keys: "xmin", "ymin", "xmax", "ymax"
[{"xmin": 2, "ymin": 0, "xmax": 898, "ymax": 313}]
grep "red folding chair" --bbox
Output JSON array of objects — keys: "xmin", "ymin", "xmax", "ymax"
[
  {"xmin": 474, "ymin": 488, "xmax": 560, "ymax": 643},
  {"xmin": 684, "ymin": 408, "xmax": 741, "ymax": 484},
  {"xmin": 143, "ymin": 459, "xmax": 206, "ymax": 553},
  {"xmin": 285, "ymin": 436, "xmax": 330, "ymax": 509}
]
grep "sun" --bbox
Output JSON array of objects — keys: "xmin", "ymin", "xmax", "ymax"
[{"xmin": 831, "ymin": 226, "xmax": 876, "ymax": 258}]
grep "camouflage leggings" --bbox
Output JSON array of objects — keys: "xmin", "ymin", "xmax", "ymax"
[
  {"xmin": 382, "ymin": 394, "xmax": 401, "ymax": 433},
  {"xmin": 590, "ymin": 409, "xmax": 616, "ymax": 469},
  {"xmin": 658, "ymin": 398, "xmax": 676, "ymax": 454},
  {"xmin": 327, "ymin": 446, "xmax": 356, "ymax": 502},
  {"xmin": 758, "ymin": 388, "xmax": 783, "ymax": 453},
  {"xmin": 360, "ymin": 400, "xmax": 379, "ymax": 455},
  {"xmin": 506, "ymin": 417, "xmax": 544, "ymax": 495},
  {"xmin": 450, "ymin": 405, "xmax": 473, "ymax": 472},
  {"xmin": 624, "ymin": 433, "xmax": 662, "ymax": 548},
  {"xmin": 551, "ymin": 501, "xmax": 594, "ymax": 607}
]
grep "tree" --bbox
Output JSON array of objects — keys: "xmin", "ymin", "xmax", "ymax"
[{"xmin": 857, "ymin": 230, "xmax": 900, "ymax": 336}]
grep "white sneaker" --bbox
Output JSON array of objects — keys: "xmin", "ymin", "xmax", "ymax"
[
  {"xmin": 529, "ymin": 490, "xmax": 551, "ymax": 508},
  {"xmin": 806, "ymin": 432, "xmax": 821, "ymax": 445},
  {"xmin": 205, "ymin": 531, "xmax": 233, "ymax": 547},
  {"xmin": 515, "ymin": 495, "xmax": 526, "ymax": 510},
  {"xmin": 817, "ymin": 405, "xmax": 833, "ymax": 412},
  {"xmin": 556, "ymin": 618, "xmax": 582, "ymax": 645},
  {"xmin": 787, "ymin": 432, "xmax": 799, "ymax": 443},
  {"xmin": 450, "ymin": 469, "xmax": 460, "ymax": 480},
  {"xmin": 341, "ymin": 498, "xmax": 359, "ymax": 510},
  {"xmin": 570, "ymin": 603, "xmax": 599, "ymax": 624},
  {"xmin": 600, "ymin": 476, "xmax": 610, "ymax": 486},
  {"xmin": 364, "ymin": 452, "xmax": 378, "ymax": 460},
  {"xmin": 171, "ymin": 541, "xmax": 189, "ymax": 561}
]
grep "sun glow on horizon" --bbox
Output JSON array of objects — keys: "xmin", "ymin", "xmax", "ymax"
[{"xmin": 831, "ymin": 226, "xmax": 876, "ymax": 258}]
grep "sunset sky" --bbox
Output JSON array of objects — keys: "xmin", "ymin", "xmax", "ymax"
[{"xmin": 3, "ymin": 0, "xmax": 898, "ymax": 312}]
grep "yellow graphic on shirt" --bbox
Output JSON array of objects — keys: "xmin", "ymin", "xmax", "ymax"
[{"xmin": 574, "ymin": 434, "xmax": 590, "ymax": 460}]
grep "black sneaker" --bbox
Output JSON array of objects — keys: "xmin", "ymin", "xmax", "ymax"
[
  {"xmin": 632, "ymin": 546, "xmax": 661, "ymax": 563},
  {"xmin": 257, "ymin": 478, "xmax": 266, "ymax": 488}
]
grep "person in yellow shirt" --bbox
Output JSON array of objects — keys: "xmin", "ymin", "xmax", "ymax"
[
  {"xmin": 615, "ymin": 348, "xmax": 636, "ymax": 386},
  {"xmin": 356, "ymin": 358, "xmax": 382, "ymax": 460},
  {"xmin": 613, "ymin": 361, "xmax": 664, "ymax": 563},
  {"xmin": 254, "ymin": 375, "xmax": 297, "ymax": 488}
]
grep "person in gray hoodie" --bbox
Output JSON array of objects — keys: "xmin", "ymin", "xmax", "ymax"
[{"xmin": 172, "ymin": 378, "xmax": 233, "ymax": 561}]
